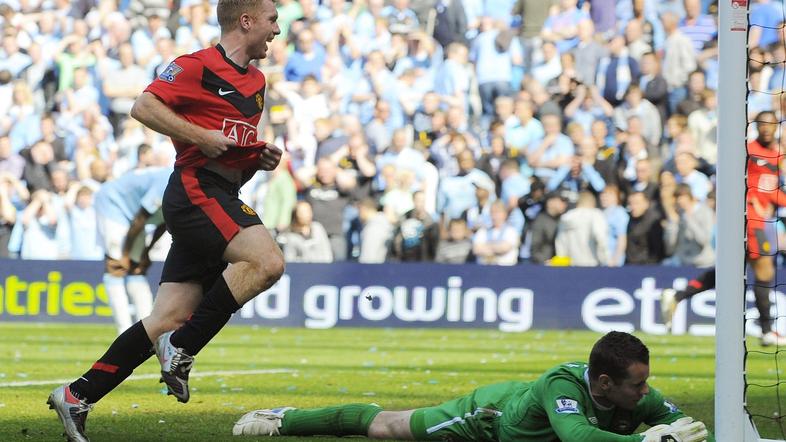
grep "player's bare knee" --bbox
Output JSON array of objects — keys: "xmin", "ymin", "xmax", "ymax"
[{"xmin": 248, "ymin": 252, "xmax": 285, "ymax": 292}]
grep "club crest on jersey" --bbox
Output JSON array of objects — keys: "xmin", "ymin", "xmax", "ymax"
[
  {"xmin": 255, "ymin": 92, "xmax": 264, "ymax": 110},
  {"xmin": 240, "ymin": 204, "xmax": 257, "ymax": 216},
  {"xmin": 222, "ymin": 118, "xmax": 258, "ymax": 146},
  {"xmin": 159, "ymin": 62, "xmax": 183, "ymax": 83},
  {"xmin": 664, "ymin": 400, "xmax": 680, "ymax": 413},
  {"xmin": 555, "ymin": 398, "xmax": 579, "ymax": 414}
]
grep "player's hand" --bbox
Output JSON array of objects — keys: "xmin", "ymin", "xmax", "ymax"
[
  {"xmin": 258, "ymin": 143, "xmax": 283, "ymax": 171},
  {"xmin": 640, "ymin": 417, "xmax": 708, "ymax": 442},
  {"xmin": 199, "ymin": 130, "xmax": 236, "ymax": 158},
  {"xmin": 131, "ymin": 253, "xmax": 152, "ymax": 275},
  {"xmin": 118, "ymin": 254, "xmax": 132, "ymax": 272}
]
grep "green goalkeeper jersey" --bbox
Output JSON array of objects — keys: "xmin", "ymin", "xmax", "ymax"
[{"xmin": 495, "ymin": 361, "xmax": 713, "ymax": 442}]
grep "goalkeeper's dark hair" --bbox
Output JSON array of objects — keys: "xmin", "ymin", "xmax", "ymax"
[{"xmin": 588, "ymin": 331, "xmax": 649, "ymax": 383}]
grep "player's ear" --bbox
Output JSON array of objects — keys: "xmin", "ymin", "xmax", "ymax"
[
  {"xmin": 597, "ymin": 374, "xmax": 613, "ymax": 391},
  {"xmin": 240, "ymin": 12, "xmax": 253, "ymax": 31}
]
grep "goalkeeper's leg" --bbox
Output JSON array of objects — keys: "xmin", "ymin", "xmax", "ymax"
[{"xmin": 233, "ymin": 404, "xmax": 389, "ymax": 437}]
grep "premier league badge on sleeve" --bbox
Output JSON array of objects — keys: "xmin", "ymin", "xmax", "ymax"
[
  {"xmin": 555, "ymin": 398, "xmax": 580, "ymax": 414},
  {"xmin": 159, "ymin": 62, "xmax": 183, "ymax": 83}
]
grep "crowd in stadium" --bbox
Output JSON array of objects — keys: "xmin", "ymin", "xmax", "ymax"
[{"xmin": 0, "ymin": 0, "xmax": 770, "ymax": 266}]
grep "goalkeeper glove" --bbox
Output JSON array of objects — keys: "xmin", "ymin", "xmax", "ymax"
[{"xmin": 640, "ymin": 417, "xmax": 709, "ymax": 442}]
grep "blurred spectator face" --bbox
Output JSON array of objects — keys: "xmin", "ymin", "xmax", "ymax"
[
  {"xmin": 76, "ymin": 187, "xmax": 93, "ymax": 210},
  {"xmin": 73, "ymin": 68, "xmax": 90, "ymax": 89},
  {"xmin": 391, "ymin": 129, "xmax": 409, "ymax": 152},
  {"xmin": 661, "ymin": 12, "xmax": 678, "ymax": 33},
  {"xmin": 560, "ymin": 0, "xmax": 579, "ymax": 10},
  {"xmin": 448, "ymin": 219, "xmax": 468, "ymax": 240},
  {"xmin": 297, "ymin": 29, "xmax": 315, "ymax": 54},
  {"xmin": 51, "ymin": 169, "xmax": 69, "ymax": 193},
  {"xmin": 600, "ymin": 186, "xmax": 620, "ymax": 208},
  {"xmin": 314, "ymin": 119, "xmax": 334, "ymax": 141},
  {"xmin": 490, "ymin": 136, "xmax": 506, "ymax": 156},
  {"xmin": 567, "ymin": 123, "xmax": 584, "ymax": 145},
  {"xmin": 757, "ymin": 111, "xmax": 778, "ymax": 144},
  {"xmin": 627, "ymin": 116, "xmax": 644, "ymax": 137},
  {"xmin": 675, "ymin": 152, "xmax": 697, "ymax": 177},
  {"xmin": 118, "ymin": 43, "xmax": 135, "ymax": 68},
  {"xmin": 374, "ymin": 101, "xmax": 391, "ymax": 120},
  {"xmin": 626, "ymin": 134, "xmax": 646, "ymax": 156},
  {"xmin": 39, "ymin": 11, "xmax": 57, "ymax": 35},
  {"xmin": 316, "ymin": 158, "xmax": 338, "ymax": 184},
  {"xmin": 30, "ymin": 141, "xmax": 54, "ymax": 165},
  {"xmin": 542, "ymin": 41, "xmax": 557, "ymax": 61},
  {"xmin": 667, "ymin": 115, "xmax": 687, "ymax": 138},
  {"xmin": 301, "ymin": 75, "xmax": 320, "ymax": 97},
  {"xmin": 625, "ymin": 86, "xmax": 643, "ymax": 105},
  {"xmin": 2, "ymin": 35, "xmax": 18, "ymax": 55},
  {"xmin": 625, "ymin": 20, "xmax": 643, "ymax": 43},
  {"xmin": 684, "ymin": 0, "xmax": 700, "ymax": 19},
  {"xmin": 368, "ymin": 0, "xmax": 384, "ymax": 16},
  {"xmin": 300, "ymin": 0, "xmax": 317, "ymax": 18},
  {"xmin": 393, "ymin": 0, "xmax": 410, "ymax": 10},
  {"xmin": 494, "ymin": 96, "xmax": 514, "ymax": 120},
  {"xmin": 579, "ymin": 138, "xmax": 598, "ymax": 160},
  {"xmin": 0, "ymin": 136, "xmax": 11, "ymax": 159},
  {"xmin": 422, "ymin": 92, "xmax": 441, "ymax": 114},
  {"xmin": 591, "ymin": 120, "xmax": 608, "ymax": 144},
  {"xmin": 577, "ymin": 19, "xmax": 594, "ymax": 41},
  {"xmin": 490, "ymin": 201, "xmax": 508, "ymax": 227},
  {"xmin": 542, "ymin": 114, "xmax": 562, "ymax": 135},
  {"xmin": 609, "ymin": 35, "xmax": 626, "ymax": 56},
  {"xmin": 545, "ymin": 195, "xmax": 567, "ymax": 216},
  {"xmin": 294, "ymin": 201, "xmax": 314, "ymax": 226},
  {"xmin": 640, "ymin": 53, "xmax": 658, "ymax": 75},
  {"xmin": 451, "ymin": 134, "xmax": 468, "ymax": 155},
  {"xmin": 413, "ymin": 191, "xmax": 426, "ymax": 212},
  {"xmin": 90, "ymin": 159, "xmax": 109, "ymax": 183},
  {"xmin": 446, "ymin": 107, "xmax": 465, "ymax": 129},
  {"xmin": 635, "ymin": 159, "xmax": 653, "ymax": 183},
  {"xmin": 675, "ymin": 188, "xmax": 695, "ymax": 212},
  {"xmin": 627, "ymin": 192, "xmax": 649, "ymax": 217},
  {"xmin": 431, "ymin": 111, "xmax": 447, "ymax": 133},
  {"xmin": 514, "ymin": 99, "xmax": 533, "ymax": 122},
  {"xmin": 457, "ymin": 150, "xmax": 475, "ymax": 173},
  {"xmin": 688, "ymin": 71, "xmax": 706, "ymax": 94}
]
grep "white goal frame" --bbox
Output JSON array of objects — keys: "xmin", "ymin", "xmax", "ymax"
[{"xmin": 717, "ymin": 1, "xmax": 782, "ymax": 441}]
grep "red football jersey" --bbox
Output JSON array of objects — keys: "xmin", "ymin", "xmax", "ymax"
[
  {"xmin": 747, "ymin": 139, "xmax": 786, "ymax": 218},
  {"xmin": 144, "ymin": 44, "xmax": 267, "ymax": 170}
]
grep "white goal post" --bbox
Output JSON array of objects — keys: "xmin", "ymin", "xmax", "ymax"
[{"xmin": 716, "ymin": 1, "xmax": 781, "ymax": 441}]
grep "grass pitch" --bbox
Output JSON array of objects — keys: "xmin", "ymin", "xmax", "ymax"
[{"xmin": 0, "ymin": 323, "xmax": 781, "ymax": 441}]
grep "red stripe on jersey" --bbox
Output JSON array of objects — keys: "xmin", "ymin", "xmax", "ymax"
[
  {"xmin": 92, "ymin": 362, "xmax": 119, "ymax": 374},
  {"xmin": 181, "ymin": 168, "xmax": 239, "ymax": 241},
  {"xmin": 688, "ymin": 279, "xmax": 703, "ymax": 289}
]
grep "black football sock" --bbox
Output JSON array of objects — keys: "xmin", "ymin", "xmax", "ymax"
[
  {"xmin": 675, "ymin": 269, "xmax": 716, "ymax": 303},
  {"xmin": 754, "ymin": 283, "xmax": 774, "ymax": 333},
  {"xmin": 170, "ymin": 275, "xmax": 240, "ymax": 356},
  {"xmin": 69, "ymin": 321, "xmax": 154, "ymax": 403}
]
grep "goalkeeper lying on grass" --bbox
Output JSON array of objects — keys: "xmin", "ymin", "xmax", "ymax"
[{"xmin": 233, "ymin": 331, "xmax": 712, "ymax": 442}]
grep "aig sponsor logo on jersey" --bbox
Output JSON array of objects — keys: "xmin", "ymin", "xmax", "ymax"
[
  {"xmin": 555, "ymin": 398, "xmax": 579, "ymax": 414},
  {"xmin": 159, "ymin": 62, "xmax": 183, "ymax": 83},
  {"xmin": 222, "ymin": 118, "xmax": 258, "ymax": 146}
]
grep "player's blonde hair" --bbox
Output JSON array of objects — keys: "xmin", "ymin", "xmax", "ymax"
[{"xmin": 217, "ymin": 0, "xmax": 268, "ymax": 32}]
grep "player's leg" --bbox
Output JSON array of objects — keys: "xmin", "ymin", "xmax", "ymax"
[
  {"xmin": 661, "ymin": 268, "xmax": 716, "ymax": 331},
  {"xmin": 126, "ymin": 231, "xmax": 154, "ymax": 321},
  {"xmin": 99, "ymin": 215, "xmax": 134, "ymax": 334},
  {"xmin": 157, "ymin": 168, "xmax": 284, "ymax": 401},
  {"xmin": 233, "ymin": 404, "xmax": 388, "ymax": 438},
  {"xmin": 48, "ymin": 281, "xmax": 201, "ymax": 441},
  {"xmin": 748, "ymin": 222, "xmax": 784, "ymax": 345}
]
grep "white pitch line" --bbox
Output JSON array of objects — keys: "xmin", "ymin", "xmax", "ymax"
[{"xmin": 0, "ymin": 368, "xmax": 295, "ymax": 388}]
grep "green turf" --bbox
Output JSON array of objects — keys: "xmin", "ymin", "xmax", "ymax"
[{"xmin": 0, "ymin": 323, "xmax": 782, "ymax": 441}]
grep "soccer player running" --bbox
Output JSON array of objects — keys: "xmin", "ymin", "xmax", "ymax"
[
  {"xmin": 47, "ymin": 1, "xmax": 284, "ymax": 440},
  {"xmin": 661, "ymin": 111, "xmax": 786, "ymax": 346},
  {"xmin": 233, "ymin": 332, "xmax": 711, "ymax": 442},
  {"xmin": 93, "ymin": 166, "xmax": 171, "ymax": 335}
]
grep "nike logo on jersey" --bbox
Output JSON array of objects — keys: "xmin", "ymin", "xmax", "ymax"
[{"xmin": 218, "ymin": 88, "xmax": 235, "ymax": 96}]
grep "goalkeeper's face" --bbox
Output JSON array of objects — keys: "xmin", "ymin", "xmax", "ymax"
[{"xmin": 604, "ymin": 362, "xmax": 651, "ymax": 410}]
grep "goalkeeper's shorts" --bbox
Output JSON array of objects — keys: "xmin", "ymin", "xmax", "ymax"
[
  {"xmin": 747, "ymin": 218, "xmax": 777, "ymax": 260},
  {"xmin": 409, "ymin": 381, "xmax": 525, "ymax": 442}
]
